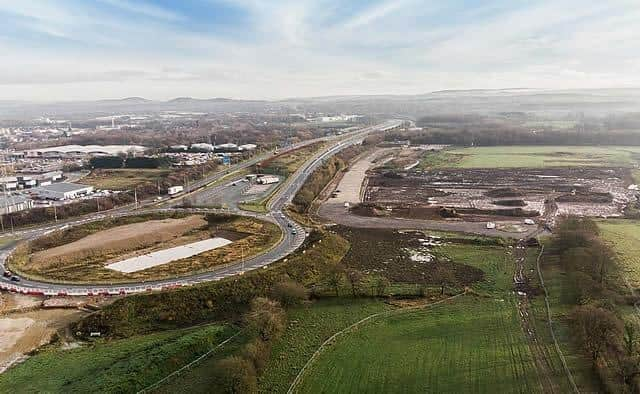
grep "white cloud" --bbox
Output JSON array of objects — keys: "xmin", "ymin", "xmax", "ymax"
[
  {"xmin": 98, "ymin": 0, "xmax": 185, "ymax": 21},
  {"xmin": 0, "ymin": 0, "xmax": 639, "ymax": 100}
]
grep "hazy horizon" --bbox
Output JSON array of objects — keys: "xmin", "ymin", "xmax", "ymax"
[{"xmin": 1, "ymin": 0, "xmax": 639, "ymax": 101}]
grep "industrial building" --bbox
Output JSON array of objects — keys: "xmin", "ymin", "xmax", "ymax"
[
  {"xmin": 21, "ymin": 145, "xmax": 147, "ymax": 159},
  {"xmin": 33, "ymin": 182, "xmax": 94, "ymax": 200},
  {"xmin": 0, "ymin": 195, "xmax": 34, "ymax": 214}
]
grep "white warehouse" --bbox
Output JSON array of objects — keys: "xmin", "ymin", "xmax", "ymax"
[{"xmin": 33, "ymin": 182, "xmax": 94, "ymax": 200}]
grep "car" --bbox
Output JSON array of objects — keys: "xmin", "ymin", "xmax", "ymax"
[
  {"xmin": 10, "ymin": 275, "xmax": 20, "ymax": 282},
  {"xmin": 2, "ymin": 271, "xmax": 11, "ymax": 278},
  {"xmin": 287, "ymin": 222, "xmax": 293, "ymax": 228},
  {"xmin": 291, "ymin": 229, "xmax": 297, "ymax": 235}
]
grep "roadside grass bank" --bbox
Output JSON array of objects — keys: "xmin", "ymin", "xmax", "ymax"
[
  {"xmin": 0, "ymin": 323, "xmax": 236, "ymax": 393},
  {"xmin": 83, "ymin": 168, "xmax": 171, "ymax": 191}
]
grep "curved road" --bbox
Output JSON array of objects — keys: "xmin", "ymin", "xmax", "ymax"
[{"xmin": 0, "ymin": 120, "xmax": 402, "ymax": 296}]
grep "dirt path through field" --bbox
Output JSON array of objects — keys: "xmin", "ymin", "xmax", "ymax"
[{"xmin": 513, "ymin": 240, "xmax": 561, "ymax": 393}]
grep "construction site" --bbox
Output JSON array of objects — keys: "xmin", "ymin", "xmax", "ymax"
[{"xmin": 319, "ymin": 147, "xmax": 639, "ymax": 235}]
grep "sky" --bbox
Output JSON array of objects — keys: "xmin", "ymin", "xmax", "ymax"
[{"xmin": 0, "ymin": 0, "xmax": 639, "ymax": 101}]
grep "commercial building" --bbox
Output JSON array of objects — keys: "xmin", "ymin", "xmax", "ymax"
[
  {"xmin": 0, "ymin": 195, "xmax": 33, "ymax": 214},
  {"xmin": 33, "ymin": 182, "xmax": 94, "ymax": 200},
  {"xmin": 17, "ymin": 171, "xmax": 63, "ymax": 188},
  {"xmin": 22, "ymin": 145, "xmax": 147, "ymax": 159},
  {"xmin": 0, "ymin": 177, "xmax": 18, "ymax": 191}
]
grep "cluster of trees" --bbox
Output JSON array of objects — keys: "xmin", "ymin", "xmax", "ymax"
[
  {"xmin": 89, "ymin": 156, "xmax": 171, "ymax": 169},
  {"xmin": 211, "ymin": 297, "xmax": 289, "ymax": 393},
  {"xmin": 392, "ymin": 116, "xmax": 640, "ymax": 146},
  {"xmin": 1, "ymin": 193, "xmax": 134, "ymax": 229},
  {"xmin": 291, "ymin": 145, "xmax": 364, "ymax": 213},
  {"xmin": 548, "ymin": 217, "xmax": 640, "ymax": 392}
]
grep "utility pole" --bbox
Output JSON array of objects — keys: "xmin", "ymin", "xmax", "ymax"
[
  {"xmin": 134, "ymin": 188, "xmax": 138, "ymax": 210},
  {"xmin": 54, "ymin": 204, "xmax": 58, "ymax": 222},
  {"xmin": 241, "ymin": 244, "xmax": 245, "ymax": 271}
]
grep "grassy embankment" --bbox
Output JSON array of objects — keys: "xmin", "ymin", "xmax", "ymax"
[
  {"xmin": 420, "ymin": 146, "xmax": 640, "ymax": 169},
  {"xmin": 0, "ymin": 324, "xmax": 236, "ymax": 393},
  {"xmin": 7, "ymin": 213, "xmax": 281, "ymax": 284}
]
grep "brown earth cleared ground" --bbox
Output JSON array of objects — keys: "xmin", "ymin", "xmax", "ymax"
[
  {"xmin": 361, "ymin": 166, "xmax": 635, "ymax": 222},
  {"xmin": 8, "ymin": 214, "xmax": 281, "ymax": 284},
  {"xmin": 29, "ymin": 215, "xmax": 209, "ymax": 268},
  {"xmin": 333, "ymin": 225, "xmax": 487, "ymax": 286}
]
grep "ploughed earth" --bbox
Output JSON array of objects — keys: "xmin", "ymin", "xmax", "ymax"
[
  {"xmin": 334, "ymin": 226, "xmax": 485, "ymax": 286},
  {"xmin": 358, "ymin": 167, "xmax": 635, "ymax": 222}
]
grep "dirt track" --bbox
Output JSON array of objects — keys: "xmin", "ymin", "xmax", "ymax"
[{"xmin": 319, "ymin": 202, "xmax": 539, "ymax": 237}]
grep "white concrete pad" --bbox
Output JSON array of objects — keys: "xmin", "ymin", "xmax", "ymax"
[{"xmin": 106, "ymin": 237, "xmax": 232, "ymax": 273}]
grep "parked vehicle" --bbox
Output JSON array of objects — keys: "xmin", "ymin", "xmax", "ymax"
[{"xmin": 168, "ymin": 185, "xmax": 184, "ymax": 197}]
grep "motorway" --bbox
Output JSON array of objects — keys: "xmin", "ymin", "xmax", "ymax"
[{"xmin": 0, "ymin": 120, "xmax": 401, "ymax": 296}]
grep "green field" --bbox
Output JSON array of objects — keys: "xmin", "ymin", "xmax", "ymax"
[
  {"xmin": 437, "ymin": 242, "xmax": 512, "ymax": 294},
  {"xmin": 156, "ymin": 299, "xmax": 391, "ymax": 393},
  {"xmin": 83, "ymin": 168, "xmax": 171, "ymax": 190},
  {"xmin": 0, "ymin": 324, "xmax": 236, "ymax": 393},
  {"xmin": 296, "ymin": 297, "xmax": 542, "ymax": 393},
  {"xmin": 598, "ymin": 219, "xmax": 640, "ymax": 288},
  {"xmin": 529, "ymin": 251, "xmax": 604, "ymax": 393},
  {"xmin": 422, "ymin": 146, "xmax": 640, "ymax": 169}
]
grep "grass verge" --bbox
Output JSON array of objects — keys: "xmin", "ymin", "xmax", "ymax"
[{"xmin": 0, "ymin": 324, "xmax": 236, "ymax": 393}]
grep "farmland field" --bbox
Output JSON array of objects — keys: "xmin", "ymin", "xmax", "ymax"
[
  {"xmin": 296, "ymin": 296, "xmax": 543, "ymax": 393},
  {"xmin": 0, "ymin": 324, "xmax": 236, "ymax": 393},
  {"xmin": 598, "ymin": 219, "xmax": 640, "ymax": 287},
  {"xmin": 423, "ymin": 146, "xmax": 640, "ymax": 169},
  {"xmin": 156, "ymin": 299, "xmax": 391, "ymax": 393}
]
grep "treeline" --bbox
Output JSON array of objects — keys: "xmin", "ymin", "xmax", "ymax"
[
  {"xmin": 89, "ymin": 156, "xmax": 172, "ymax": 169},
  {"xmin": 547, "ymin": 217, "xmax": 640, "ymax": 392},
  {"xmin": 0, "ymin": 193, "xmax": 135, "ymax": 229},
  {"xmin": 291, "ymin": 145, "xmax": 365, "ymax": 213},
  {"xmin": 396, "ymin": 120, "xmax": 640, "ymax": 146}
]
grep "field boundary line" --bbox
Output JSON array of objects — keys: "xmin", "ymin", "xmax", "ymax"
[
  {"xmin": 137, "ymin": 330, "xmax": 243, "ymax": 394},
  {"xmin": 535, "ymin": 245, "xmax": 580, "ymax": 394},
  {"xmin": 287, "ymin": 292, "xmax": 466, "ymax": 394}
]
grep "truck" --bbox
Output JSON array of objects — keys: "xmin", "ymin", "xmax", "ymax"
[
  {"xmin": 168, "ymin": 185, "xmax": 184, "ymax": 196},
  {"xmin": 256, "ymin": 175, "xmax": 279, "ymax": 185}
]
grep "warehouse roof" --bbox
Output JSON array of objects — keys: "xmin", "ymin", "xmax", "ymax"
[
  {"xmin": 0, "ymin": 195, "xmax": 30, "ymax": 205},
  {"xmin": 36, "ymin": 182, "xmax": 93, "ymax": 193},
  {"xmin": 25, "ymin": 145, "xmax": 146, "ymax": 156}
]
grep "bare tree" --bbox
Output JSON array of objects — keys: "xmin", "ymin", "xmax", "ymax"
[
  {"xmin": 570, "ymin": 305, "xmax": 622, "ymax": 361},
  {"xmin": 347, "ymin": 269, "xmax": 364, "ymax": 297},
  {"xmin": 244, "ymin": 297, "xmax": 286, "ymax": 341}
]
